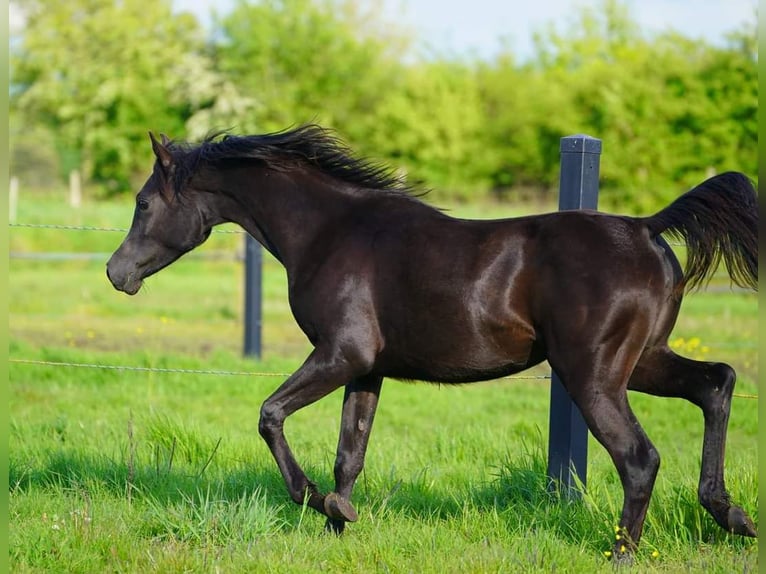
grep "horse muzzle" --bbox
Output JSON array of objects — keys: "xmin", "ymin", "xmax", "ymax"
[{"xmin": 106, "ymin": 255, "xmax": 144, "ymax": 295}]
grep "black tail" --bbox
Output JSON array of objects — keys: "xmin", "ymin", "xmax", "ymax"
[{"xmin": 644, "ymin": 171, "xmax": 758, "ymax": 291}]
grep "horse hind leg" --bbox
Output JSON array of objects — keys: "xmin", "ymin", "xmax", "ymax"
[
  {"xmin": 628, "ymin": 347, "xmax": 757, "ymax": 538},
  {"xmin": 547, "ymin": 317, "xmax": 663, "ymax": 556}
]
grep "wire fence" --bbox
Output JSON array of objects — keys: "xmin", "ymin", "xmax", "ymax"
[
  {"xmin": 7, "ymin": 359, "xmax": 757, "ymax": 399},
  {"xmin": 10, "ymin": 221, "xmax": 758, "ymax": 401},
  {"xmin": 7, "ymin": 358, "xmax": 552, "ymax": 381},
  {"xmin": 9, "ymin": 222, "xmax": 243, "ymax": 233}
]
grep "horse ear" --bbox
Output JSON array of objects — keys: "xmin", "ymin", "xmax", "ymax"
[
  {"xmin": 149, "ymin": 132, "xmax": 176, "ymax": 203},
  {"xmin": 149, "ymin": 131, "xmax": 174, "ymax": 171}
]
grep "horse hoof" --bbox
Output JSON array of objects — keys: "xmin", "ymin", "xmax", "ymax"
[
  {"xmin": 324, "ymin": 492, "xmax": 358, "ymax": 522},
  {"xmin": 324, "ymin": 518, "xmax": 346, "ymax": 536},
  {"xmin": 611, "ymin": 552, "xmax": 634, "ymax": 567},
  {"xmin": 728, "ymin": 507, "xmax": 757, "ymax": 537}
]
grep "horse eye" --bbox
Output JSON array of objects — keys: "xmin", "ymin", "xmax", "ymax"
[{"xmin": 137, "ymin": 198, "xmax": 149, "ymax": 211}]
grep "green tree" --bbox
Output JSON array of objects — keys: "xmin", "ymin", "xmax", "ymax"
[
  {"xmin": 365, "ymin": 60, "xmax": 491, "ymax": 199},
  {"xmin": 10, "ymin": 0, "xmax": 756, "ymax": 208},
  {"xmin": 478, "ymin": 0, "xmax": 757, "ymax": 211},
  {"xmin": 211, "ymin": 0, "xmax": 409, "ymax": 142},
  {"xmin": 213, "ymin": 0, "xmax": 495, "ymax": 200},
  {"xmin": 477, "ymin": 54, "xmax": 581, "ymax": 202},
  {"xmin": 11, "ymin": 0, "xmax": 207, "ymax": 193}
]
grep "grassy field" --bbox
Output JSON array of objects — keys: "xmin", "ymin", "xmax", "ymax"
[{"xmin": 9, "ymin": 193, "xmax": 758, "ymax": 572}]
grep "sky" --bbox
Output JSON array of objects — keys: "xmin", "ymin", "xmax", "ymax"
[
  {"xmin": 171, "ymin": 0, "xmax": 756, "ymax": 60},
  {"xmin": 9, "ymin": 1, "xmax": 756, "ymax": 60}
]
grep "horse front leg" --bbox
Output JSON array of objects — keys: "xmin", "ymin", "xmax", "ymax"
[
  {"xmin": 325, "ymin": 374, "xmax": 383, "ymax": 534},
  {"xmin": 258, "ymin": 348, "xmax": 357, "ymax": 519}
]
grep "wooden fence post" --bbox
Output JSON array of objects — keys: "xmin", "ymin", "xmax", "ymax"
[
  {"xmin": 69, "ymin": 169, "xmax": 82, "ymax": 208},
  {"xmin": 546, "ymin": 134, "xmax": 601, "ymax": 497},
  {"xmin": 10, "ymin": 176, "xmax": 19, "ymax": 224}
]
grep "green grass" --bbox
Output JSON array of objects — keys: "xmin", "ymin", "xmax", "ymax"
[{"xmin": 9, "ymin": 195, "xmax": 758, "ymax": 573}]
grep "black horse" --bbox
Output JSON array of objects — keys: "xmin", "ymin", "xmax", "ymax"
[{"xmin": 107, "ymin": 125, "xmax": 757, "ymax": 555}]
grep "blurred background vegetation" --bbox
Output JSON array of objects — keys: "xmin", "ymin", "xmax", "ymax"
[{"xmin": 9, "ymin": 0, "xmax": 757, "ymax": 212}]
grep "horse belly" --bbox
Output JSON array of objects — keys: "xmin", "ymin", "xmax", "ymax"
[
  {"xmin": 377, "ymin": 313, "xmax": 541, "ymax": 383},
  {"xmin": 371, "ymin": 218, "xmax": 541, "ymax": 382}
]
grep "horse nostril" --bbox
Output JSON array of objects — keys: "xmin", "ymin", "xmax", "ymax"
[
  {"xmin": 106, "ymin": 260, "xmax": 122, "ymax": 287},
  {"xmin": 106, "ymin": 262, "xmax": 115, "ymax": 284}
]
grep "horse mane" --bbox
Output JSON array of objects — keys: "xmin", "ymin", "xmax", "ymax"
[{"xmin": 169, "ymin": 124, "xmax": 425, "ymax": 199}]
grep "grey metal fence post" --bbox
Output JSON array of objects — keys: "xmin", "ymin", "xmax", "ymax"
[
  {"xmin": 546, "ymin": 134, "xmax": 601, "ymax": 497},
  {"xmin": 244, "ymin": 234, "xmax": 263, "ymax": 358}
]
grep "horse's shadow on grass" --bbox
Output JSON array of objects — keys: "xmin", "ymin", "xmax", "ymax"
[
  {"xmin": 10, "ymin": 444, "xmax": 750, "ymax": 553},
  {"xmin": 10, "ymin": 443, "xmax": 611, "ymax": 550}
]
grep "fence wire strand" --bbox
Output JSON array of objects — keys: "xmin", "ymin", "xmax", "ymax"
[
  {"xmin": 9, "ymin": 358, "xmax": 551, "ymax": 381},
  {"xmin": 9, "ymin": 358, "xmax": 281, "ymax": 377},
  {"xmin": 10, "ymin": 223, "xmax": 244, "ymax": 234},
  {"xmin": 9, "ymin": 358, "xmax": 757, "ymax": 399}
]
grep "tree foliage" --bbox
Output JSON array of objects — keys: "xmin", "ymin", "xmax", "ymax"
[
  {"xmin": 10, "ymin": 0, "xmax": 757, "ymax": 210},
  {"xmin": 11, "ymin": 0, "xmax": 207, "ymax": 191},
  {"xmin": 362, "ymin": 61, "xmax": 492, "ymax": 197},
  {"xmin": 212, "ymin": 0, "xmax": 406, "ymax": 135}
]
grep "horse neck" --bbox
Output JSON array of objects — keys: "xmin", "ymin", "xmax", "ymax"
[{"xmin": 208, "ymin": 164, "xmax": 352, "ymax": 270}]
